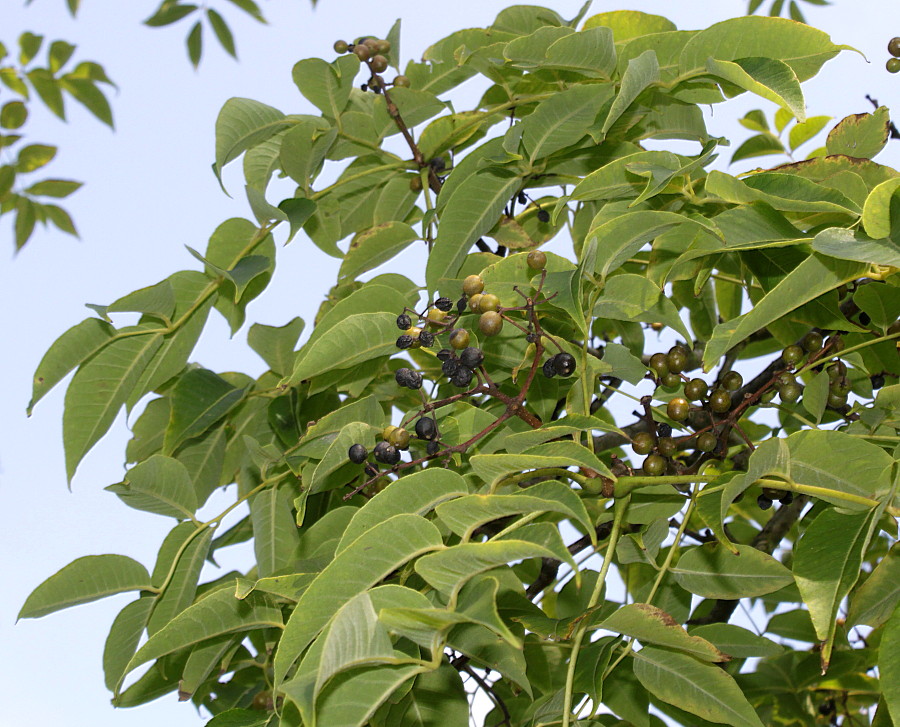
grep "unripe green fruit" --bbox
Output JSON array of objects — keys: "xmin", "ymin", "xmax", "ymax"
[
  {"xmin": 527, "ymin": 250, "xmax": 547, "ymax": 270},
  {"xmin": 388, "ymin": 428, "xmax": 410, "ymax": 449},
  {"xmin": 826, "ymin": 335, "xmax": 845, "ymax": 352},
  {"xmin": 696, "ymin": 432, "xmax": 717, "ymax": 453},
  {"xmin": 657, "ymin": 437, "xmax": 677, "ymax": 456},
  {"xmin": 667, "ymin": 397, "xmax": 690, "ymax": 422},
  {"xmin": 780, "ymin": 382, "xmax": 803, "ymax": 403},
  {"xmin": 709, "ymin": 389, "xmax": 731, "ymax": 413},
  {"xmin": 777, "ymin": 372, "xmax": 796, "ymax": 387},
  {"xmin": 827, "ymin": 360, "xmax": 847, "ymax": 381},
  {"xmin": 666, "ymin": 347, "xmax": 688, "ymax": 374},
  {"xmin": 479, "ymin": 293, "xmax": 500, "ymax": 313},
  {"xmin": 889, "ymin": 37, "xmax": 900, "ymax": 57},
  {"xmin": 631, "ymin": 432, "xmax": 654, "ymax": 455},
  {"xmin": 661, "ymin": 372, "xmax": 682, "ymax": 388},
  {"xmin": 370, "ymin": 55, "xmax": 388, "ymax": 73},
  {"xmin": 374, "ymin": 39, "xmax": 391, "ymax": 53},
  {"xmin": 648, "ymin": 352, "xmax": 669, "ymax": 378},
  {"xmin": 802, "ymin": 331, "xmax": 823, "ymax": 353},
  {"xmin": 888, "ymin": 57, "xmax": 900, "ymax": 73},
  {"xmin": 409, "ymin": 175, "xmax": 422, "ymax": 192},
  {"xmin": 684, "ymin": 378, "xmax": 709, "ymax": 401},
  {"xmin": 642, "ymin": 454, "xmax": 667, "ymax": 476},
  {"xmin": 782, "ymin": 344, "xmax": 804, "ymax": 366},
  {"xmin": 722, "ymin": 371, "xmax": 743, "ymax": 391},
  {"xmin": 827, "ymin": 391, "xmax": 848, "ymax": 409},
  {"xmin": 467, "ymin": 293, "xmax": 484, "ymax": 312},
  {"xmin": 462, "ymin": 274, "xmax": 485, "ymax": 297},
  {"xmin": 829, "ymin": 377, "xmax": 851, "ymax": 396},
  {"xmin": 393, "ymin": 75, "xmax": 411, "ymax": 88},
  {"xmin": 382, "ymin": 425, "xmax": 398, "ymax": 441},
  {"xmin": 479, "ymin": 311, "xmax": 503, "ymax": 336},
  {"xmin": 407, "ymin": 326, "xmax": 422, "ymax": 348},
  {"xmin": 449, "ymin": 328, "xmax": 470, "ymax": 350},
  {"xmin": 333, "ymin": 40, "xmax": 349, "ymax": 53},
  {"xmin": 362, "ymin": 38, "xmax": 380, "ymax": 50},
  {"xmin": 426, "ymin": 308, "xmax": 447, "ymax": 328},
  {"xmin": 353, "ymin": 45, "xmax": 371, "ymax": 61}
]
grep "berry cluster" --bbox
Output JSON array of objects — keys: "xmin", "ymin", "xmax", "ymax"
[
  {"xmin": 888, "ymin": 36, "xmax": 900, "ymax": 73},
  {"xmin": 333, "ymin": 36, "xmax": 409, "ymax": 90}
]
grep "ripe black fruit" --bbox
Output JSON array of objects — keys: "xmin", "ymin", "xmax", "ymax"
[
  {"xmin": 757, "ymin": 493, "xmax": 773, "ymax": 511},
  {"xmin": 631, "ymin": 432, "xmax": 654, "ymax": 455},
  {"xmin": 871, "ymin": 374, "xmax": 885, "ymax": 389},
  {"xmin": 642, "ymin": 454, "xmax": 666, "ymax": 476},
  {"xmin": 395, "ymin": 367, "xmax": 423, "ymax": 390},
  {"xmin": 459, "ymin": 346, "xmax": 484, "ymax": 369},
  {"xmin": 709, "ymin": 388, "xmax": 731, "ymax": 413},
  {"xmin": 396, "ymin": 335, "xmax": 414, "ymax": 349},
  {"xmin": 536, "ymin": 209, "xmax": 550, "ymax": 223},
  {"xmin": 553, "ymin": 352, "xmax": 576, "ymax": 377},
  {"xmin": 542, "ymin": 358, "xmax": 556, "ymax": 378},
  {"xmin": 426, "ymin": 439, "xmax": 440, "ymax": 455},
  {"xmin": 667, "ymin": 397, "xmax": 690, "ymax": 422},
  {"xmin": 527, "ymin": 250, "xmax": 547, "ymax": 270},
  {"xmin": 415, "ymin": 417, "xmax": 436, "ymax": 440},
  {"xmin": 396, "ymin": 313, "xmax": 411, "ymax": 330},
  {"xmin": 348, "ymin": 443, "xmax": 368, "ymax": 464},
  {"xmin": 656, "ymin": 423, "xmax": 672, "ymax": 437},
  {"xmin": 456, "ymin": 296, "xmax": 467, "ymax": 314},
  {"xmin": 437, "ymin": 348, "xmax": 453, "ymax": 362},
  {"xmin": 451, "ymin": 366, "xmax": 474, "ymax": 388},
  {"xmin": 442, "ymin": 358, "xmax": 460, "ymax": 377},
  {"xmin": 418, "ymin": 330, "xmax": 435, "ymax": 347},
  {"xmin": 435, "ymin": 297, "xmax": 453, "ymax": 312},
  {"xmin": 373, "ymin": 441, "xmax": 400, "ymax": 465}
]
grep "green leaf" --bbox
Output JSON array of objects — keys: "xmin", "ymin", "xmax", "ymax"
[
  {"xmin": 671, "ymin": 543, "xmax": 794, "ymax": 598},
  {"xmin": 337, "ymin": 469, "xmax": 468, "ymax": 555},
  {"xmin": 603, "ymin": 50, "xmax": 659, "ymax": 134},
  {"xmin": 600, "ymin": 604, "xmax": 727, "ymax": 662},
  {"xmin": 379, "ymin": 664, "xmax": 469, "ymax": 727},
  {"xmin": 731, "ymin": 133, "xmax": 785, "ymax": 164},
  {"xmin": 706, "ymin": 56, "xmax": 805, "ymax": 121},
  {"xmin": 279, "ymin": 197, "xmax": 317, "ymax": 242},
  {"xmin": 788, "ymin": 114, "xmax": 830, "ymax": 151},
  {"xmin": 250, "ymin": 484, "xmax": 301, "ymax": 577},
  {"xmin": 186, "ymin": 21, "xmax": 202, "ymax": 68},
  {"xmin": 14, "ymin": 197, "xmax": 37, "ymax": 249},
  {"xmin": 108, "ymin": 454, "xmax": 198, "ymax": 519},
  {"xmin": 274, "ymin": 514, "xmax": 442, "ymax": 684},
  {"xmin": 339, "ymin": 222, "xmax": 419, "ymax": 281},
  {"xmin": 247, "ymin": 317, "xmax": 305, "ymax": 376},
  {"xmin": 214, "ymin": 98, "xmax": 290, "ymax": 182},
  {"xmin": 224, "ymin": 0, "xmax": 266, "ymax": 23},
  {"xmin": 282, "ymin": 312, "xmax": 398, "ymax": 387},
  {"xmin": 26, "ymin": 68, "xmax": 64, "ymax": 119},
  {"xmin": 147, "ymin": 523, "xmax": 213, "ymax": 634},
  {"xmin": 848, "ymin": 543, "xmax": 900, "ymax": 628},
  {"xmin": 108, "ymin": 279, "xmax": 175, "ymax": 319},
  {"xmin": 28, "ymin": 317, "xmax": 114, "ymax": 414},
  {"xmin": 293, "ymin": 395, "xmax": 383, "ymax": 459},
  {"xmin": 702, "ymin": 255, "xmax": 866, "ymax": 369},
  {"xmin": 207, "ymin": 9, "xmax": 236, "ymax": 58},
  {"xmin": 879, "ymin": 603, "xmax": 900, "ymax": 725},
  {"xmin": 164, "ymin": 368, "xmax": 245, "ymax": 454},
  {"xmin": 16, "ymin": 143, "xmax": 56, "ymax": 172},
  {"xmin": 678, "ymin": 16, "xmax": 851, "ymax": 81},
  {"xmin": 800, "ymin": 369, "xmax": 829, "ymax": 423},
  {"xmin": 18, "ymin": 31, "xmax": 43, "ymax": 64},
  {"xmin": 861, "ymin": 178, "xmax": 900, "ymax": 240},
  {"xmin": 63, "ymin": 327, "xmax": 164, "ymax": 481},
  {"xmin": 470, "ymin": 444, "xmax": 613, "ymax": 487},
  {"xmin": 583, "ymin": 11, "xmax": 676, "ymax": 41},
  {"xmin": 145, "ymin": 3, "xmax": 198, "ymax": 26},
  {"xmin": 426, "ymin": 168, "xmax": 522, "ymax": 295},
  {"xmin": 826, "ymin": 107, "xmax": 891, "ymax": 160},
  {"xmin": 793, "ymin": 507, "xmax": 876, "ymax": 649},
  {"xmin": 24, "ymin": 178, "xmax": 82, "ymax": 197},
  {"xmin": 0, "ymin": 100, "xmax": 27, "ymax": 129},
  {"xmin": 44, "ymin": 203, "xmax": 77, "ymax": 235},
  {"xmin": 103, "ymin": 597, "xmax": 154, "ymax": 690},
  {"xmin": 811, "ymin": 227, "xmax": 900, "ymax": 268},
  {"xmin": 19, "ymin": 554, "xmax": 151, "ymax": 619},
  {"xmin": 854, "ymin": 283, "xmax": 900, "ymax": 332},
  {"xmin": 123, "ymin": 590, "xmax": 282, "ymax": 681},
  {"xmin": 706, "ymin": 170, "xmax": 860, "ymax": 215},
  {"xmin": 633, "ymin": 646, "xmax": 765, "ymax": 727},
  {"xmin": 415, "ymin": 539, "xmax": 558, "ymax": 599},
  {"xmin": 59, "ymin": 77, "xmax": 113, "ymax": 127},
  {"xmin": 313, "ymin": 665, "xmax": 425, "ymax": 727},
  {"xmin": 687, "ymin": 623, "xmax": 783, "ymax": 658},
  {"xmin": 291, "ymin": 54, "xmax": 359, "ymax": 119}
]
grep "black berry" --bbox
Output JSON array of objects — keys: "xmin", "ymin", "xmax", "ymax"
[
  {"xmin": 542, "ymin": 358, "xmax": 557, "ymax": 378},
  {"xmin": 418, "ymin": 330, "xmax": 435, "ymax": 347},
  {"xmin": 442, "ymin": 358, "xmax": 460, "ymax": 377},
  {"xmin": 435, "ymin": 297, "xmax": 453, "ymax": 312},
  {"xmin": 459, "ymin": 346, "xmax": 484, "ymax": 369},
  {"xmin": 437, "ymin": 348, "xmax": 453, "ymax": 362},
  {"xmin": 656, "ymin": 423, "xmax": 672, "ymax": 438},
  {"xmin": 456, "ymin": 296, "xmax": 468, "ymax": 314},
  {"xmin": 451, "ymin": 366, "xmax": 474, "ymax": 388},
  {"xmin": 396, "ymin": 313, "xmax": 411, "ymax": 330},
  {"xmin": 415, "ymin": 417, "xmax": 437, "ymax": 440},
  {"xmin": 871, "ymin": 374, "xmax": 885, "ymax": 389},
  {"xmin": 537, "ymin": 209, "xmax": 550, "ymax": 223},
  {"xmin": 373, "ymin": 441, "xmax": 400, "ymax": 465},
  {"xmin": 396, "ymin": 335, "xmax": 414, "ymax": 349},
  {"xmin": 426, "ymin": 439, "xmax": 440, "ymax": 455},
  {"xmin": 348, "ymin": 443, "xmax": 368, "ymax": 464},
  {"xmin": 757, "ymin": 493, "xmax": 773, "ymax": 511},
  {"xmin": 517, "ymin": 191, "xmax": 527, "ymax": 205},
  {"xmin": 395, "ymin": 367, "xmax": 423, "ymax": 390},
  {"xmin": 552, "ymin": 352, "xmax": 576, "ymax": 377}
]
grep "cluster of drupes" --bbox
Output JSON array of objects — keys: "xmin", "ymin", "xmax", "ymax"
[
  {"xmin": 632, "ymin": 331, "xmax": 862, "ymax": 510},
  {"xmin": 345, "ymin": 250, "xmax": 575, "ymax": 473},
  {"xmin": 887, "ymin": 36, "xmax": 900, "ymax": 73},
  {"xmin": 332, "ymin": 36, "xmax": 410, "ymax": 90}
]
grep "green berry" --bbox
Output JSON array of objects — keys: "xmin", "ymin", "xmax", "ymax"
[
  {"xmin": 631, "ymin": 432, "xmax": 654, "ymax": 455},
  {"xmin": 780, "ymin": 382, "xmax": 803, "ymax": 403},
  {"xmin": 479, "ymin": 311, "xmax": 503, "ymax": 336},
  {"xmin": 709, "ymin": 388, "xmax": 731, "ymax": 413},
  {"xmin": 777, "ymin": 372, "xmax": 796, "ymax": 387},
  {"xmin": 684, "ymin": 378, "xmax": 709, "ymax": 401},
  {"xmin": 888, "ymin": 57, "xmax": 900, "ymax": 73},
  {"xmin": 826, "ymin": 335, "xmax": 845, "ymax": 353},
  {"xmin": 661, "ymin": 372, "xmax": 682, "ymax": 388},
  {"xmin": 642, "ymin": 454, "xmax": 667, "ymax": 476},
  {"xmin": 333, "ymin": 40, "xmax": 349, "ymax": 53},
  {"xmin": 370, "ymin": 54, "xmax": 388, "ymax": 73},
  {"xmin": 802, "ymin": 331, "xmax": 823, "ymax": 353},
  {"xmin": 827, "ymin": 392, "xmax": 848, "ymax": 409},
  {"xmin": 696, "ymin": 432, "xmax": 717, "ymax": 453},
  {"xmin": 827, "ymin": 361, "xmax": 847, "ymax": 381},
  {"xmin": 449, "ymin": 328, "xmax": 470, "ymax": 350},
  {"xmin": 657, "ymin": 437, "xmax": 678, "ymax": 456},
  {"xmin": 667, "ymin": 397, "xmax": 690, "ymax": 422},
  {"xmin": 393, "ymin": 75, "xmax": 411, "ymax": 88},
  {"xmin": 374, "ymin": 39, "xmax": 391, "ymax": 54},
  {"xmin": 479, "ymin": 293, "xmax": 500, "ymax": 313},
  {"xmin": 462, "ymin": 274, "xmax": 485, "ymax": 297},
  {"xmin": 527, "ymin": 250, "xmax": 547, "ymax": 270},
  {"xmin": 722, "ymin": 371, "xmax": 743, "ymax": 391},
  {"xmin": 388, "ymin": 428, "xmax": 411, "ymax": 449},
  {"xmin": 666, "ymin": 346, "xmax": 688, "ymax": 374},
  {"xmin": 353, "ymin": 45, "xmax": 371, "ymax": 62},
  {"xmin": 426, "ymin": 308, "xmax": 447, "ymax": 328},
  {"xmin": 782, "ymin": 344, "xmax": 804, "ymax": 366},
  {"xmin": 648, "ymin": 352, "xmax": 669, "ymax": 378},
  {"xmin": 889, "ymin": 37, "xmax": 900, "ymax": 57},
  {"xmin": 467, "ymin": 293, "xmax": 484, "ymax": 313}
]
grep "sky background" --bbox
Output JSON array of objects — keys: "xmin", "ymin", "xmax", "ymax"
[{"xmin": 1, "ymin": 0, "xmax": 899, "ymax": 725}]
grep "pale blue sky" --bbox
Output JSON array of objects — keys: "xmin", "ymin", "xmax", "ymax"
[{"xmin": 1, "ymin": 1, "xmax": 898, "ymax": 725}]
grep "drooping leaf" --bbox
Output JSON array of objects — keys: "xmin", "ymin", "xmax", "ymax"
[{"xmin": 108, "ymin": 454, "xmax": 198, "ymax": 520}]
